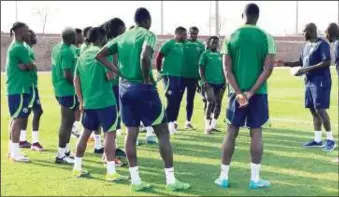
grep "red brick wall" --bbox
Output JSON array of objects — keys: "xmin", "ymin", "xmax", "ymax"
[{"xmin": 1, "ymin": 33, "xmax": 306, "ymax": 71}]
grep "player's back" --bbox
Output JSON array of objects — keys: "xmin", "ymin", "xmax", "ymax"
[
  {"xmin": 51, "ymin": 42, "xmax": 76, "ymax": 96},
  {"xmin": 228, "ymin": 25, "xmax": 273, "ymax": 94},
  {"xmin": 114, "ymin": 26, "xmax": 156, "ymax": 83}
]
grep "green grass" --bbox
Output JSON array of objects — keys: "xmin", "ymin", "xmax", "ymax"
[{"xmin": 1, "ymin": 68, "xmax": 338, "ymax": 196}]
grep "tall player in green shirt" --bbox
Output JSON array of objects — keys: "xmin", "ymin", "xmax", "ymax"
[
  {"xmin": 96, "ymin": 7, "xmax": 190, "ymax": 192},
  {"xmin": 19, "ymin": 29, "xmax": 45, "ymax": 151},
  {"xmin": 73, "ymin": 27, "xmax": 127, "ymax": 180},
  {"xmin": 156, "ymin": 27, "xmax": 187, "ymax": 135},
  {"xmin": 215, "ymin": 3, "xmax": 276, "ymax": 189},
  {"xmin": 182, "ymin": 26, "xmax": 205, "ymax": 129},
  {"xmin": 6, "ymin": 22, "xmax": 36, "ymax": 162},
  {"xmin": 51, "ymin": 28, "xmax": 78, "ymax": 164}
]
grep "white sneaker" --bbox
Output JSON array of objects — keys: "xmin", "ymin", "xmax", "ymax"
[
  {"xmin": 10, "ymin": 154, "xmax": 30, "ymax": 163},
  {"xmin": 71, "ymin": 125, "xmax": 81, "ymax": 138},
  {"xmin": 116, "ymin": 129, "xmax": 122, "ymax": 136},
  {"xmin": 55, "ymin": 156, "xmax": 74, "ymax": 164},
  {"xmin": 211, "ymin": 119, "xmax": 217, "ymax": 130},
  {"xmin": 169, "ymin": 122, "xmax": 177, "ymax": 135}
]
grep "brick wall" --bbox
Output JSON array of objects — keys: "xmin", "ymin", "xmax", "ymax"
[{"xmin": 1, "ymin": 34, "xmax": 306, "ymax": 71}]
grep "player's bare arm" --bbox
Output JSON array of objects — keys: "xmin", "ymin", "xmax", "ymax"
[
  {"xmin": 18, "ymin": 62, "xmax": 37, "ymax": 71},
  {"xmin": 199, "ymin": 65, "xmax": 209, "ymax": 88},
  {"xmin": 245, "ymin": 54, "xmax": 275, "ymax": 99},
  {"xmin": 276, "ymin": 60, "xmax": 301, "ymax": 67},
  {"xmin": 155, "ymin": 52, "xmax": 164, "ymax": 73},
  {"xmin": 106, "ymin": 54, "xmax": 119, "ymax": 81},
  {"xmin": 95, "ymin": 47, "xmax": 120, "ymax": 76},
  {"xmin": 141, "ymin": 45, "xmax": 154, "ymax": 84},
  {"xmin": 63, "ymin": 68, "xmax": 74, "ymax": 85},
  {"xmin": 296, "ymin": 60, "xmax": 331, "ymax": 76},
  {"xmin": 223, "ymin": 54, "xmax": 248, "ymax": 107},
  {"xmin": 73, "ymin": 75, "xmax": 83, "ymax": 111}
]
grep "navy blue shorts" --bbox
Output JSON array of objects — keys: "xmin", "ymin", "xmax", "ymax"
[
  {"xmin": 226, "ymin": 93, "xmax": 269, "ymax": 128},
  {"xmin": 82, "ymin": 106, "xmax": 118, "ymax": 132},
  {"xmin": 162, "ymin": 76, "xmax": 184, "ymax": 97},
  {"xmin": 56, "ymin": 95, "xmax": 79, "ymax": 111},
  {"xmin": 7, "ymin": 94, "xmax": 31, "ymax": 118},
  {"xmin": 119, "ymin": 80, "xmax": 167, "ymax": 127},
  {"xmin": 29, "ymin": 87, "xmax": 43, "ymax": 112},
  {"xmin": 305, "ymin": 85, "xmax": 331, "ymax": 109}
]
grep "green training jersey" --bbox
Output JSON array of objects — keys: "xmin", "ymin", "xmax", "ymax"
[
  {"xmin": 199, "ymin": 50, "xmax": 224, "ymax": 84},
  {"xmin": 183, "ymin": 40, "xmax": 205, "ymax": 78},
  {"xmin": 51, "ymin": 42, "xmax": 77, "ymax": 97},
  {"xmin": 79, "ymin": 43, "xmax": 91, "ymax": 54},
  {"xmin": 24, "ymin": 43, "xmax": 38, "ymax": 87},
  {"xmin": 5, "ymin": 41, "xmax": 34, "ymax": 95},
  {"xmin": 221, "ymin": 25, "xmax": 276, "ymax": 94},
  {"xmin": 159, "ymin": 39, "xmax": 185, "ymax": 77},
  {"xmin": 75, "ymin": 45, "xmax": 116, "ymax": 109},
  {"xmin": 105, "ymin": 26, "xmax": 157, "ymax": 83},
  {"xmin": 71, "ymin": 45, "xmax": 80, "ymax": 57}
]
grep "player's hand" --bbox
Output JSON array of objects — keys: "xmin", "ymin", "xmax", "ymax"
[
  {"xmin": 235, "ymin": 93, "xmax": 249, "ymax": 108},
  {"xmin": 196, "ymin": 86, "xmax": 202, "ymax": 93},
  {"xmin": 274, "ymin": 60, "xmax": 285, "ymax": 67},
  {"xmin": 79, "ymin": 102, "xmax": 84, "ymax": 113},
  {"xmin": 295, "ymin": 68, "xmax": 308, "ymax": 76},
  {"xmin": 18, "ymin": 64, "xmax": 27, "ymax": 70},
  {"xmin": 243, "ymin": 91, "xmax": 253, "ymax": 101},
  {"xmin": 155, "ymin": 71, "xmax": 163, "ymax": 83},
  {"xmin": 106, "ymin": 72, "xmax": 115, "ymax": 81}
]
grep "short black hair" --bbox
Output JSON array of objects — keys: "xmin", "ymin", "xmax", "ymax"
[
  {"xmin": 175, "ymin": 26, "xmax": 187, "ymax": 34},
  {"xmin": 10, "ymin": 21, "xmax": 27, "ymax": 37},
  {"xmin": 190, "ymin": 26, "xmax": 199, "ymax": 32},
  {"xmin": 244, "ymin": 3, "xmax": 260, "ymax": 16},
  {"xmin": 83, "ymin": 26, "xmax": 92, "ymax": 38},
  {"xmin": 85, "ymin": 27, "xmax": 106, "ymax": 44},
  {"xmin": 207, "ymin": 36, "xmax": 219, "ymax": 49},
  {"xmin": 75, "ymin": 28, "xmax": 82, "ymax": 34},
  {"xmin": 134, "ymin": 7, "xmax": 151, "ymax": 24},
  {"xmin": 101, "ymin": 18, "xmax": 125, "ymax": 39}
]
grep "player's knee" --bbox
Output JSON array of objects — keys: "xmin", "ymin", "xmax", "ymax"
[{"xmin": 315, "ymin": 108, "xmax": 325, "ymax": 114}]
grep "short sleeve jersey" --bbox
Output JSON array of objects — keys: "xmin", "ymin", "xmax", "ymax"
[
  {"xmin": 51, "ymin": 42, "xmax": 77, "ymax": 97},
  {"xmin": 105, "ymin": 26, "xmax": 157, "ymax": 83},
  {"xmin": 75, "ymin": 45, "xmax": 116, "ymax": 109},
  {"xmin": 159, "ymin": 39, "xmax": 185, "ymax": 77},
  {"xmin": 222, "ymin": 25, "xmax": 276, "ymax": 94},
  {"xmin": 199, "ymin": 50, "xmax": 225, "ymax": 84},
  {"xmin": 5, "ymin": 41, "xmax": 34, "ymax": 95},
  {"xmin": 299, "ymin": 38, "xmax": 332, "ymax": 87},
  {"xmin": 183, "ymin": 40, "xmax": 205, "ymax": 78}
]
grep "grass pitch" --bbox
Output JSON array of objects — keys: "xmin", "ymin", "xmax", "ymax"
[{"xmin": 1, "ymin": 68, "xmax": 338, "ymax": 196}]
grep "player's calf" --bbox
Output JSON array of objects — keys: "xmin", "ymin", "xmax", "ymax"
[{"xmin": 31, "ymin": 108, "xmax": 44, "ymax": 151}]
